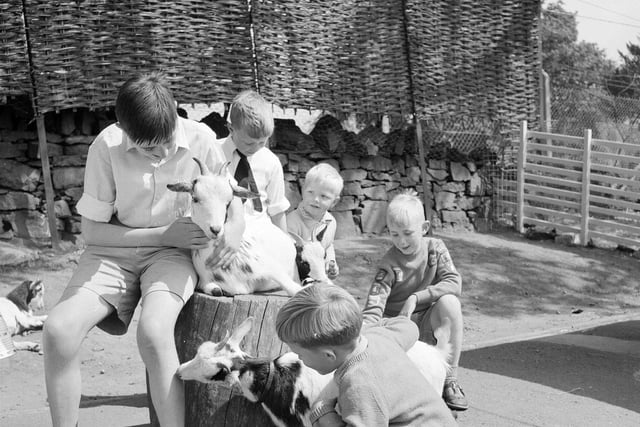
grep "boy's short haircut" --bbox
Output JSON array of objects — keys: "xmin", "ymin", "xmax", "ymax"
[
  {"xmin": 276, "ymin": 283, "xmax": 362, "ymax": 348},
  {"xmin": 304, "ymin": 163, "xmax": 344, "ymax": 196},
  {"xmin": 115, "ymin": 72, "xmax": 177, "ymax": 147},
  {"xmin": 386, "ymin": 190, "xmax": 425, "ymax": 227},
  {"xmin": 228, "ymin": 90, "xmax": 274, "ymax": 139}
]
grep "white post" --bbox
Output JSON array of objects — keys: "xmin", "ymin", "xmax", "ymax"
[
  {"xmin": 517, "ymin": 121, "xmax": 528, "ymax": 233},
  {"xmin": 580, "ymin": 128, "xmax": 592, "ymax": 246}
]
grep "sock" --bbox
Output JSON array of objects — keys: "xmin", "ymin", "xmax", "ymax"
[{"xmin": 446, "ymin": 366, "xmax": 458, "ymax": 383}]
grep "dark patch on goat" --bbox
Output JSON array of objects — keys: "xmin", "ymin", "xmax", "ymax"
[
  {"xmin": 295, "ymin": 245, "xmax": 311, "ymax": 282},
  {"xmin": 239, "ymin": 262, "xmax": 253, "ymax": 274},
  {"xmin": 6, "ymin": 280, "xmax": 33, "ymax": 312},
  {"xmin": 240, "ymin": 358, "xmax": 307, "ymax": 427}
]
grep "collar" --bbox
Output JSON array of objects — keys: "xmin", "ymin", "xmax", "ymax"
[
  {"xmin": 335, "ymin": 335, "xmax": 368, "ymax": 380},
  {"xmin": 124, "ymin": 117, "xmax": 189, "ymax": 151},
  {"xmin": 255, "ymin": 360, "xmax": 276, "ymax": 403},
  {"xmin": 299, "ymin": 205, "xmax": 331, "ymax": 225}
]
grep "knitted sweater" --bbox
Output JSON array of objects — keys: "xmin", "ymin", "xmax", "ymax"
[
  {"xmin": 310, "ymin": 317, "xmax": 457, "ymax": 427},
  {"xmin": 362, "ymin": 237, "xmax": 461, "ymax": 324}
]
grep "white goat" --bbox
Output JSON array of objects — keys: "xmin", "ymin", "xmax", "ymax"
[
  {"xmin": 177, "ymin": 316, "xmax": 451, "ymax": 427},
  {"xmin": 167, "ymin": 158, "xmax": 328, "ymax": 296}
]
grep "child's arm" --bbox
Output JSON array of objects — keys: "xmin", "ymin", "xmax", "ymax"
[
  {"xmin": 361, "ymin": 266, "xmax": 394, "ymax": 324},
  {"xmin": 322, "ymin": 220, "xmax": 339, "ymax": 279},
  {"xmin": 411, "ymin": 240, "xmax": 462, "ymax": 311},
  {"xmin": 82, "ymin": 216, "xmax": 210, "ymax": 249},
  {"xmin": 325, "ymin": 243, "xmax": 339, "ymax": 279}
]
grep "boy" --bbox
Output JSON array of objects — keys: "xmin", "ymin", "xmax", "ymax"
[
  {"xmin": 361, "ymin": 191, "xmax": 468, "ymax": 411},
  {"xmin": 219, "ymin": 90, "xmax": 290, "ymax": 231},
  {"xmin": 287, "ymin": 163, "xmax": 343, "ymax": 280},
  {"xmin": 43, "ymin": 72, "xmax": 244, "ymax": 427},
  {"xmin": 276, "ymin": 283, "xmax": 457, "ymax": 427}
]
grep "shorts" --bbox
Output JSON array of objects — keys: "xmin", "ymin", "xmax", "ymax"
[
  {"xmin": 64, "ymin": 245, "xmax": 196, "ymax": 335},
  {"xmin": 410, "ymin": 304, "xmax": 437, "ymax": 345}
]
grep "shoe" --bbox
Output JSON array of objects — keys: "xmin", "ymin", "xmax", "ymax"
[{"xmin": 442, "ymin": 379, "xmax": 469, "ymax": 411}]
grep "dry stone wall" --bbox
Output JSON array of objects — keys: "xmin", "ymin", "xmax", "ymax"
[{"xmin": 0, "ymin": 107, "xmax": 492, "ymax": 246}]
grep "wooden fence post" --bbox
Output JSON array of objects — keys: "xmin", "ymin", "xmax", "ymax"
[
  {"xmin": 36, "ymin": 115, "xmax": 61, "ymax": 251},
  {"xmin": 580, "ymin": 128, "xmax": 592, "ymax": 246},
  {"xmin": 516, "ymin": 121, "xmax": 528, "ymax": 233}
]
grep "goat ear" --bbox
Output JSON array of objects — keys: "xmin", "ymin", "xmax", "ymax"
[
  {"xmin": 29, "ymin": 280, "xmax": 43, "ymax": 292},
  {"xmin": 167, "ymin": 182, "xmax": 194, "ymax": 193},
  {"xmin": 229, "ymin": 317, "xmax": 254, "ymax": 346},
  {"xmin": 230, "ymin": 182, "xmax": 260, "ymax": 199}
]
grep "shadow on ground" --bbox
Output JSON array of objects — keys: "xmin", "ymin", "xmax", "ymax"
[
  {"xmin": 462, "ymin": 320, "xmax": 640, "ymax": 413},
  {"xmin": 80, "ymin": 393, "xmax": 148, "ymax": 409}
]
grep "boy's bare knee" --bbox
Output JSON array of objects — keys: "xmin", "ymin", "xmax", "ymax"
[
  {"xmin": 43, "ymin": 311, "xmax": 78, "ymax": 355},
  {"xmin": 136, "ymin": 321, "xmax": 174, "ymax": 357},
  {"xmin": 434, "ymin": 294, "xmax": 461, "ymax": 314}
]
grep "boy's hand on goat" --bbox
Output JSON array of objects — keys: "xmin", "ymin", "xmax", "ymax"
[
  {"xmin": 398, "ymin": 294, "xmax": 418, "ymax": 317},
  {"xmin": 326, "ymin": 260, "xmax": 339, "ymax": 280},
  {"xmin": 161, "ymin": 217, "xmax": 210, "ymax": 249}
]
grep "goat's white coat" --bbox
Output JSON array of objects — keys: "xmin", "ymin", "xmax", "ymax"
[
  {"xmin": 0, "ymin": 280, "xmax": 47, "ymax": 352},
  {"xmin": 168, "ymin": 159, "xmax": 327, "ymax": 296}
]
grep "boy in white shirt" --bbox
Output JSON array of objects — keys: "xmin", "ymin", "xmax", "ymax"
[
  {"xmin": 43, "ymin": 72, "xmax": 244, "ymax": 427},
  {"xmin": 219, "ymin": 90, "xmax": 290, "ymax": 230}
]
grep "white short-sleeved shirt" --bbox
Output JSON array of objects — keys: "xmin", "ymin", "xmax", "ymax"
[
  {"xmin": 219, "ymin": 137, "xmax": 290, "ymax": 222},
  {"xmin": 76, "ymin": 117, "xmax": 224, "ymax": 228}
]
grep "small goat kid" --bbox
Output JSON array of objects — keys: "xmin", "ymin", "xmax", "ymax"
[
  {"xmin": 0, "ymin": 279, "xmax": 47, "ymax": 352},
  {"xmin": 167, "ymin": 158, "xmax": 327, "ymax": 297},
  {"xmin": 177, "ymin": 317, "xmax": 451, "ymax": 427}
]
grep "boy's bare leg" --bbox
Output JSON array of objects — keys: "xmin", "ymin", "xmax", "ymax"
[
  {"xmin": 430, "ymin": 294, "xmax": 468, "ymax": 410},
  {"xmin": 44, "ymin": 289, "xmax": 113, "ymax": 427},
  {"xmin": 137, "ymin": 291, "xmax": 185, "ymax": 427},
  {"xmin": 431, "ymin": 294, "xmax": 463, "ymax": 367}
]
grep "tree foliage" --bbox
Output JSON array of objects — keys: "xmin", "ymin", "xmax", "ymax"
[
  {"xmin": 607, "ymin": 40, "xmax": 640, "ymax": 98},
  {"xmin": 541, "ymin": 1, "xmax": 614, "ymax": 93}
]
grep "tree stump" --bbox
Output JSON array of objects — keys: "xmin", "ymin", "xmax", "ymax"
[{"xmin": 148, "ymin": 291, "xmax": 291, "ymax": 427}]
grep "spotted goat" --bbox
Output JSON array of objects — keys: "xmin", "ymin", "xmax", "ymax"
[{"xmin": 177, "ymin": 316, "xmax": 451, "ymax": 427}]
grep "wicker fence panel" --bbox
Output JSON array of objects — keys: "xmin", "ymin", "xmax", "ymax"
[
  {"xmin": 24, "ymin": 0, "xmax": 254, "ymax": 113},
  {"xmin": 405, "ymin": 0, "xmax": 540, "ymax": 130},
  {"xmin": 253, "ymin": 0, "xmax": 413, "ymax": 118},
  {"xmin": 0, "ymin": 1, "xmax": 31, "ymax": 103}
]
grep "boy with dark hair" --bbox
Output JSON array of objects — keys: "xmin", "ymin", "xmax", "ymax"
[{"xmin": 43, "ymin": 72, "xmax": 244, "ymax": 427}]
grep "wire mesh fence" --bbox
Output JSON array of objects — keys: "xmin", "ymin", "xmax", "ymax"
[{"xmin": 492, "ymin": 88, "xmax": 640, "ymax": 231}]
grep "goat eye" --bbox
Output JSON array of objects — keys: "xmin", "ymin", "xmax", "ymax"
[{"xmin": 192, "ymin": 197, "xmax": 199, "ymax": 203}]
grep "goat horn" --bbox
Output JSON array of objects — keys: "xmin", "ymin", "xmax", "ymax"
[
  {"xmin": 192, "ymin": 157, "xmax": 210, "ymax": 175},
  {"xmin": 289, "ymin": 232, "xmax": 305, "ymax": 247},
  {"xmin": 216, "ymin": 161, "xmax": 231, "ymax": 176}
]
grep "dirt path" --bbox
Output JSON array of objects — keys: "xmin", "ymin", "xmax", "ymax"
[{"xmin": 1, "ymin": 230, "xmax": 640, "ymax": 426}]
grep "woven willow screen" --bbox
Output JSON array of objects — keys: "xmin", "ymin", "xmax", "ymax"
[
  {"xmin": 4, "ymin": 0, "xmax": 540, "ymax": 127},
  {"xmin": 406, "ymin": 0, "xmax": 540, "ymax": 128},
  {"xmin": 253, "ymin": 0, "xmax": 413, "ymax": 119},
  {"xmin": 0, "ymin": 1, "xmax": 31, "ymax": 102},
  {"xmin": 23, "ymin": 0, "xmax": 254, "ymax": 112}
]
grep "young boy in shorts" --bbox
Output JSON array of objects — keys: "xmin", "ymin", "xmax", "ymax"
[
  {"xmin": 43, "ymin": 72, "xmax": 244, "ymax": 427},
  {"xmin": 287, "ymin": 163, "xmax": 343, "ymax": 280},
  {"xmin": 362, "ymin": 191, "xmax": 469, "ymax": 411},
  {"xmin": 276, "ymin": 283, "xmax": 457, "ymax": 427},
  {"xmin": 219, "ymin": 90, "xmax": 290, "ymax": 230}
]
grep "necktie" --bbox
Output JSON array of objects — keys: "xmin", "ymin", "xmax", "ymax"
[{"xmin": 234, "ymin": 150, "xmax": 263, "ymax": 212}]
